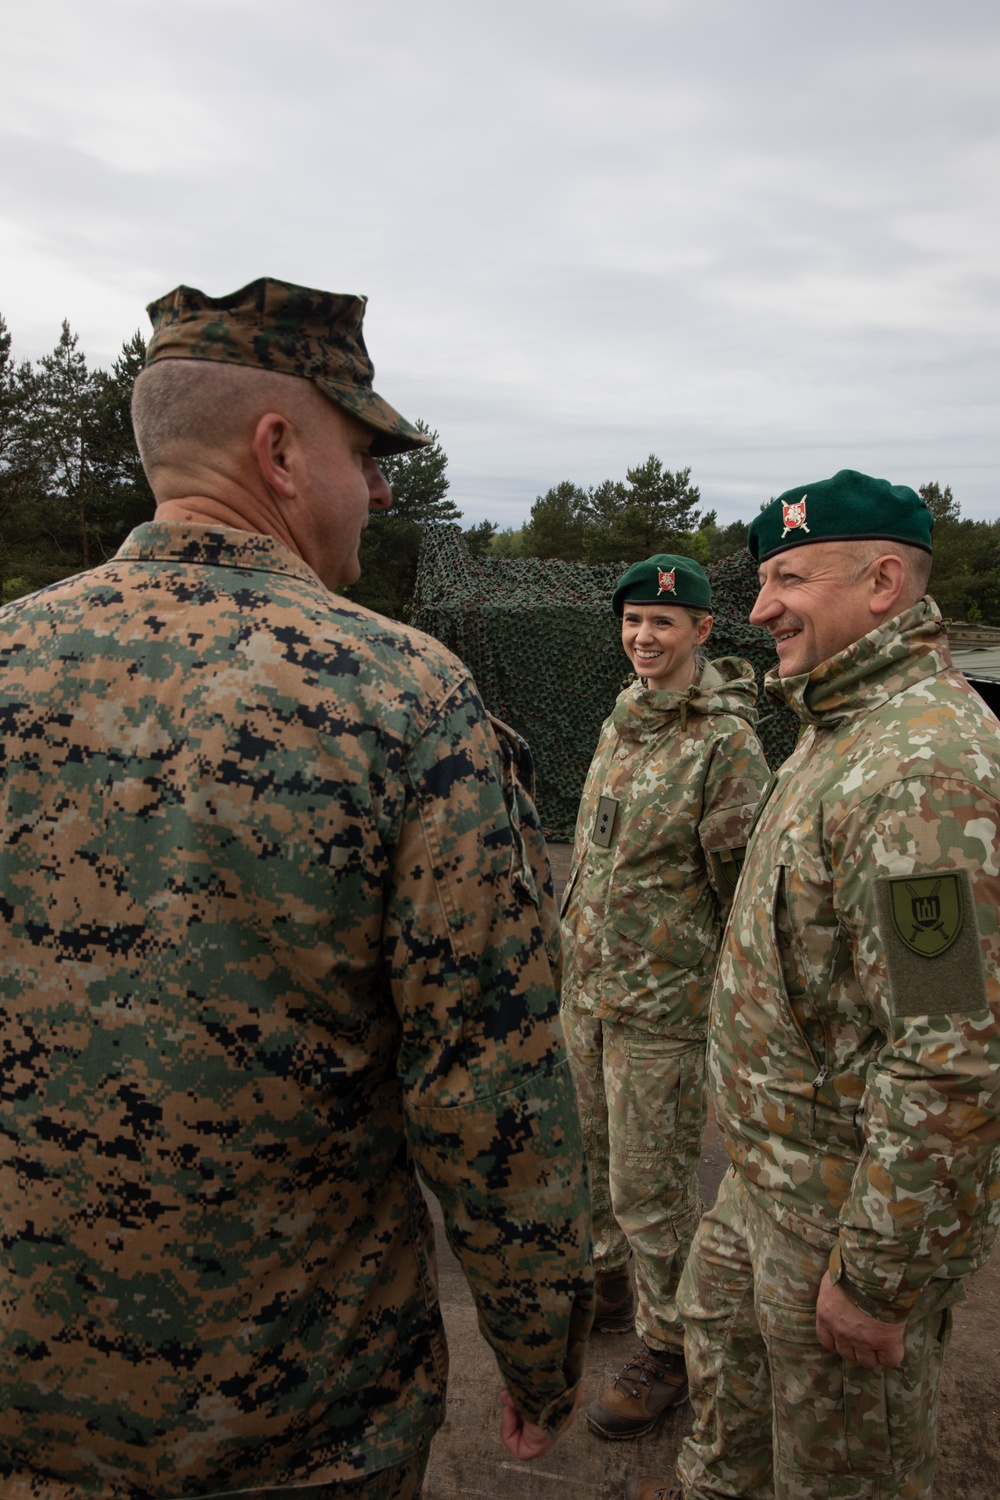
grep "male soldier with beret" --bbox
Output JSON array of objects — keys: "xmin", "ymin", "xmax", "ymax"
[
  {"xmin": 630, "ymin": 471, "xmax": 1000, "ymax": 1500},
  {"xmin": 0, "ymin": 278, "xmax": 593, "ymax": 1499}
]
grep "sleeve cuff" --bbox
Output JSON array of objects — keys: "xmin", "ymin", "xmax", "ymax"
[{"xmin": 827, "ymin": 1243, "xmax": 910, "ymax": 1324}]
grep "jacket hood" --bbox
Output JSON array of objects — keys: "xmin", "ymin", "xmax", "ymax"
[{"xmin": 613, "ymin": 655, "xmax": 759, "ymax": 740}]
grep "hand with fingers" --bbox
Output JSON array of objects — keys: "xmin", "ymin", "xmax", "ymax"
[
  {"xmin": 499, "ymin": 1384, "xmax": 586, "ymax": 1460},
  {"xmin": 815, "ymin": 1272, "xmax": 906, "ymax": 1369}
]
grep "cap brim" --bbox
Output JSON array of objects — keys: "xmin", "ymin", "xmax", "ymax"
[{"xmin": 315, "ymin": 377, "xmax": 431, "ymax": 456}]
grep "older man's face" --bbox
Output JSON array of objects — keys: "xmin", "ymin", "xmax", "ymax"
[
  {"xmin": 294, "ymin": 398, "xmax": 392, "ymax": 590},
  {"xmin": 749, "ymin": 542, "xmax": 882, "ymax": 678}
]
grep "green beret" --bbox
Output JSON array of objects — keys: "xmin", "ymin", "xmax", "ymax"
[
  {"xmin": 748, "ymin": 469, "xmax": 933, "ymax": 563},
  {"xmin": 612, "ymin": 554, "xmax": 713, "ymax": 617},
  {"xmin": 145, "ymin": 277, "xmax": 429, "ymax": 456}
]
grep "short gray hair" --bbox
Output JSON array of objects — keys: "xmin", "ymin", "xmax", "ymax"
[
  {"xmin": 131, "ymin": 359, "xmax": 319, "ymax": 477},
  {"xmin": 842, "ymin": 539, "xmax": 932, "ymax": 601}
]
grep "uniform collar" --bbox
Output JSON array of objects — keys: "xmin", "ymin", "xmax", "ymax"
[
  {"xmin": 765, "ymin": 597, "xmax": 950, "ymax": 729},
  {"xmin": 115, "ymin": 520, "xmax": 324, "ymax": 589}
]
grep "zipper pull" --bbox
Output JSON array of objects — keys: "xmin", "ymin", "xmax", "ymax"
[{"xmin": 809, "ymin": 1066, "xmax": 830, "ymax": 1134}]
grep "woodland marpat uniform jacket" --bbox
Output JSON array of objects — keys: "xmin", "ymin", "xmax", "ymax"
[
  {"xmin": 709, "ymin": 599, "xmax": 1000, "ymax": 1319},
  {"xmin": 561, "ymin": 657, "xmax": 768, "ymax": 1034},
  {"xmin": 0, "ymin": 523, "xmax": 593, "ymax": 1498}
]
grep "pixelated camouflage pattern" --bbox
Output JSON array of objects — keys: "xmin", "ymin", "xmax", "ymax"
[
  {"xmin": 562, "ymin": 1014, "xmax": 706, "ymax": 1350},
  {"xmin": 678, "ymin": 1166, "xmax": 959, "ymax": 1500},
  {"xmin": 709, "ymin": 599, "xmax": 1000, "ymax": 1318},
  {"xmin": 0, "ymin": 522, "xmax": 593, "ymax": 1498},
  {"xmin": 560, "ymin": 657, "xmax": 769, "ymax": 1033},
  {"xmin": 145, "ymin": 278, "xmax": 429, "ymax": 456}
]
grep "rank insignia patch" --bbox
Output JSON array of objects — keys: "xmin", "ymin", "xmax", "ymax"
[
  {"xmin": 592, "ymin": 796, "xmax": 619, "ymax": 848},
  {"xmin": 886, "ymin": 873, "xmax": 963, "ymax": 958}
]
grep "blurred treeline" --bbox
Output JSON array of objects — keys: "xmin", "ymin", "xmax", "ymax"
[
  {"xmin": 492, "ymin": 471, "xmax": 1000, "ymax": 628},
  {"xmin": 0, "ymin": 315, "xmax": 155, "ymax": 604},
  {"xmin": 2, "ymin": 310, "xmax": 997, "ymax": 626}
]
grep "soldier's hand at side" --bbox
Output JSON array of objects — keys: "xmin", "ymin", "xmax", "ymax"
[
  {"xmin": 499, "ymin": 1384, "xmax": 586, "ymax": 1460},
  {"xmin": 815, "ymin": 1272, "xmax": 906, "ymax": 1369}
]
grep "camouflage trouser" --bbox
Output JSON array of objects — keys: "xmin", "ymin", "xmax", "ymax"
[
  {"xmin": 561, "ymin": 1008, "xmax": 707, "ymax": 1351},
  {"xmin": 677, "ymin": 1166, "xmax": 963, "ymax": 1500},
  {"xmin": 231, "ymin": 1445, "xmax": 430, "ymax": 1500}
]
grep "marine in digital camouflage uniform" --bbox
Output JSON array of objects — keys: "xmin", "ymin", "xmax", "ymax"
[
  {"xmin": 559, "ymin": 556, "xmax": 768, "ymax": 1441},
  {"xmin": 0, "ymin": 278, "xmax": 594, "ymax": 1499},
  {"xmin": 630, "ymin": 471, "xmax": 1000, "ymax": 1500}
]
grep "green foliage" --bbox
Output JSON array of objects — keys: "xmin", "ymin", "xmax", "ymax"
[
  {"xmin": 490, "ymin": 526, "xmax": 528, "ymax": 558},
  {"xmin": 0, "ymin": 314, "xmax": 155, "ymax": 604},
  {"xmin": 914, "ymin": 481, "xmax": 1000, "ymax": 625},
  {"xmin": 522, "ymin": 481, "xmax": 590, "ymax": 560},
  {"xmin": 919, "ymin": 480, "xmax": 960, "ymax": 525},
  {"xmin": 700, "ymin": 517, "xmax": 750, "ymax": 562},
  {"xmin": 584, "ymin": 457, "xmax": 706, "ymax": 565},
  {"xmin": 463, "ymin": 519, "xmax": 498, "ymax": 557},
  {"xmin": 522, "ymin": 458, "xmax": 708, "ymax": 568},
  {"xmin": 0, "ymin": 314, "xmax": 46, "ymax": 603},
  {"xmin": 86, "ymin": 332, "xmax": 157, "ymax": 559}
]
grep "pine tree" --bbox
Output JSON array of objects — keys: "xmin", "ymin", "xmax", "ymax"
[
  {"xmin": 87, "ymin": 331, "xmax": 156, "ymax": 558},
  {"xmin": 0, "ymin": 314, "xmax": 45, "ymax": 602},
  {"xmin": 522, "ymin": 481, "xmax": 590, "ymax": 560}
]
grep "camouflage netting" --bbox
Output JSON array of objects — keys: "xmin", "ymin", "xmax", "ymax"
[{"xmin": 411, "ymin": 525, "xmax": 797, "ymax": 840}]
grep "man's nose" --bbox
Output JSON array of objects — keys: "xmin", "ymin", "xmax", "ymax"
[
  {"xmin": 366, "ymin": 459, "xmax": 392, "ymax": 510},
  {"xmin": 749, "ymin": 584, "xmax": 781, "ymax": 626}
]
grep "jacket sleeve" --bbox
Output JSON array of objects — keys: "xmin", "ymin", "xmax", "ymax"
[
  {"xmin": 382, "ymin": 676, "xmax": 594, "ymax": 1431},
  {"xmin": 830, "ymin": 774, "xmax": 1000, "ymax": 1318},
  {"xmin": 698, "ymin": 724, "xmax": 771, "ymax": 918}
]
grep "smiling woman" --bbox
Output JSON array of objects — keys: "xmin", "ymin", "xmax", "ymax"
[
  {"xmin": 559, "ymin": 550, "xmax": 770, "ymax": 1443},
  {"xmin": 620, "ymin": 602, "xmax": 712, "ymax": 690}
]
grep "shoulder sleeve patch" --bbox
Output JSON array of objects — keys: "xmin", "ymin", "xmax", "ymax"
[{"xmin": 874, "ymin": 868, "xmax": 989, "ymax": 1017}]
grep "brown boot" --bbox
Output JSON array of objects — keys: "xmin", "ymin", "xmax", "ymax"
[
  {"xmin": 587, "ymin": 1341, "xmax": 688, "ymax": 1439},
  {"xmin": 592, "ymin": 1267, "xmax": 635, "ymax": 1333},
  {"xmin": 626, "ymin": 1480, "xmax": 684, "ymax": 1500}
]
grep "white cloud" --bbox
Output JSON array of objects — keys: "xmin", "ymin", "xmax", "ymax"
[{"xmin": 2, "ymin": 0, "xmax": 998, "ymax": 525}]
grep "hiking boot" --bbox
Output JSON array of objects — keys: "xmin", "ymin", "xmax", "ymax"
[
  {"xmin": 592, "ymin": 1267, "xmax": 636, "ymax": 1333},
  {"xmin": 626, "ymin": 1480, "xmax": 684, "ymax": 1500},
  {"xmin": 587, "ymin": 1341, "xmax": 688, "ymax": 1439}
]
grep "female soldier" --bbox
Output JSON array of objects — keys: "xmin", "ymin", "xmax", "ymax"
[{"xmin": 560, "ymin": 553, "xmax": 769, "ymax": 1440}]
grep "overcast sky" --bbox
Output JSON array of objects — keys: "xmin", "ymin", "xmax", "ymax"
[{"xmin": 3, "ymin": 0, "xmax": 998, "ymax": 530}]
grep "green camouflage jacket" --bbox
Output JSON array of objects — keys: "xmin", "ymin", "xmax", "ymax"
[
  {"xmin": 709, "ymin": 599, "xmax": 1000, "ymax": 1318},
  {"xmin": 0, "ymin": 523, "xmax": 593, "ymax": 1499},
  {"xmin": 561, "ymin": 658, "xmax": 768, "ymax": 1034}
]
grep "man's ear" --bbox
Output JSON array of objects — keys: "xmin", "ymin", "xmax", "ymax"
[
  {"xmin": 251, "ymin": 412, "xmax": 297, "ymax": 499},
  {"xmin": 869, "ymin": 554, "xmax": 907, "ymax": 623}
]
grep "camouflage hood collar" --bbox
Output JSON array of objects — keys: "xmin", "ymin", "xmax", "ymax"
[
  {"xmin": 764, "ymin": 597, "xmax": 950, "ymax": 728},
  {"xmin": 614, "ymin": 655, "xmax": 759, "ymax": 740}
]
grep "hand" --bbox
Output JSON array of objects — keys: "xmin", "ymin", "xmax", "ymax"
[
  {"xmin": 815, "ymin": 1271, "xmax": 906, "ymax": 1370},
  {"xmin": 499, "ymin": 1384, "xmax": 586, "ymax": 1460}
]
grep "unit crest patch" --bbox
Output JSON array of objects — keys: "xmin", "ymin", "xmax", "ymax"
[{"xmin": 886, "ymin": 874, "xmax": 963, "ymax": 958}]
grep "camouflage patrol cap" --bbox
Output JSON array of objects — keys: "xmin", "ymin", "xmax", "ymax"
[
  {"xmin": 612, "ymin": 553, "xmax": 713, "ymax": 617},
  {"xmin": 145, "ymin": 277, "xmax": 430, "ymax": 456},
  {"xmin": 748, "ymin": 469, "xmax": 934, "ymax": 563}
]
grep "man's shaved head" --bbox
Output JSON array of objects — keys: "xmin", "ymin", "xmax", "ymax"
[{"xmin": 131, "ymin": 359, "xmax": 323, "ymax": 480}]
